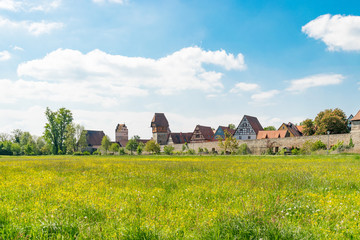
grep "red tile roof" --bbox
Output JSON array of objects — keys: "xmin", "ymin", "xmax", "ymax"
[
  {"xmin": 169, "ymin": 132, "xmax": 192, "ymax": 144},
  {"xmin": 257, "ymin": 130, "xmax": 289, "ymax": 139},
  {"xmin": 151, "ymin": 113, "xmax": 169, "ymax": 127},
  {"xmin": 219, "ymin": 126, "xmax": 235, "ymax": 136},
  {"xmin": 352, "ymin": 110, "xmax": 360, "ymax": 121},
  {"xmin": 244, "ymin": 115, "xmax": 263, "ymax": 134}
]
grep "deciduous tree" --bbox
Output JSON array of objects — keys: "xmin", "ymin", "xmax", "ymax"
[{"xmin": 44, "ymin": 107, "xmax": 73, "ymax": 154}]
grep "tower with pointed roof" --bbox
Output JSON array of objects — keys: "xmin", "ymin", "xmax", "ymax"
[
  {"xmin": 351, "ymin": 110, "xmax": 360, "ymax": 132},
  {"xmin": 151, "ymin": 113, "xmax": 170, "ymax": 145},
  {"xmin": 115, "ymin": 124, "xmax": 128, "ymax": 147}
]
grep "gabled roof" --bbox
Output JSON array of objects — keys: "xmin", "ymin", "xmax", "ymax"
[
  {"xmin": 86, "ymin": 130, "xmax": 105, "ymax": 146},
  {"xmin": 169, "ymin": 132, "xmax": 192, "ymax": 144},
  {"xmin": 257, "ymin": 130, "xmax": 289, "ymax": 139},
  {"xmin": 279, "ymin": 122, "xmax": 303, "ymax": 137},
  {"xmin": 296, "ymin": 125, "xmax": 304, "ymax": 134},
  {"xmin": 193, "ymin": 125, "xmax": 215, "ymax": 141},
  {"xmin": 218, "ymin": 126, "xmax": 235, "ymax": 136},
  {"xmin": 244, "ymin": 115, "xmax": 263, "ymax": 134},
  {"xmin": 352, "ymin": 110, "xmax": 360, "ymax": 121},
  {"xmin": 151, "ymin": 113, "xmax": 169, "ymax": 127}
]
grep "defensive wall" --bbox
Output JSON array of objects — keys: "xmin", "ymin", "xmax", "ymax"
[{"xmin": 168, "ymin": 132, "xmax": 360, "ymax": 155}]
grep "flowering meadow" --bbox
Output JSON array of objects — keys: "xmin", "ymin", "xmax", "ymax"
[{"xmin": 1, "ymin": 155, "xmax": 360, "ymax": 239}]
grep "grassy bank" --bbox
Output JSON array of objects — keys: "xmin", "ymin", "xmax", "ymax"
[{"xmin": 0, "ymin": 155, "xmax": 360, "ymax": 239}]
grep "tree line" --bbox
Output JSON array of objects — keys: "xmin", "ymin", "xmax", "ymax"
[{"xmin": 0, "ymin": 107, "xmax": 87, "ymax": 156}]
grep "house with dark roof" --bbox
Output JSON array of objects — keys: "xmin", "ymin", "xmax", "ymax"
[
  {"xmin": 190, "ymin": 125, "xmax": 215, "ymax": 143},
  {"xmin": 151, "ymin": 113, "xmax": 170, "ymax": 145},
  {"xmin": 233, "ymin": 115, "xmax": 263, "ymax": 140},
  {"xmin": 351, "ymin": 110, "xmax": 360, "ymax": 132},
  {"xmin": 213, "ymin": 126, "xmax": 235, "ymax": 140},
  {"xmin": 278, "ymin": 122, "xmax": 303, "ymax": 137},
  {"xmin": 168, "ymin": 132, "xmax": 192, "ymax": 145},
  {"xmin": 85, "ymin": 130, "xmax": 105, "ymax": 152},
  {"xmin": 257, "ymin": 130, "xmax": 290, "ymax": 139}
]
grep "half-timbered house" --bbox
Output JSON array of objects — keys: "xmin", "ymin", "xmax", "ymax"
[
  {"xmin": 233, "ymin": 115, "xmax": 263, "ymax": 140},
  {"xmin": 190, "ymin": 125, "xmax": 215, "ymax": 143}
]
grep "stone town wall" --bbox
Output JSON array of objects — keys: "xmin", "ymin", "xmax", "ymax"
[{"xmin": 168, "ymin": 132, "xmax": 360, "ymax": 155}]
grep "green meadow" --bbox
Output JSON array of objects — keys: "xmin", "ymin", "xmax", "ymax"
[{"xmin": 1, "ymin": 155, "xmax": 360, "ymax": 239}]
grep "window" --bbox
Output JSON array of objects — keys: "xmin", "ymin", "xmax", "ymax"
[
  {"xmin": 248, "ymin": 136, "xmax": 251, "ymax": 139},
  {"xmin": 239, "ymin": 136, "xmax": 242, "ymax": 139}
]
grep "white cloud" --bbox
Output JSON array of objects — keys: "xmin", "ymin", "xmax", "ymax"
[
  {"xmin": 286, "ymin": 74, "xmax": 344, "ymax": 93},
  {"xmin": 230, "ymin": 82, "xmax": 259, "ymax": 93},
  {"xmin": 17, "ymin": 47, "xmax": 246, "ymax": 96},
  {"xmin": 0, "ymin": 0, "xmax": 61, "ymax": 12},
  {"xmin": 93, "ymin": 0, "xmax": 126, "ymax": 4},
  {"xmin": 302, "ymin": 14, "xmax": 360, "ymax": 51},
  {"xmin": 0, "ymin": 79, "xmax": 147, "ymax": 107},
  {"xmin": 12, "ymin": 45, "xmax": 24, "ymax": 51},
  {"xmin": 0, "ymin": 50, "xmax": 11, "ymax": 61},
  {"xmin": 251, "ymin": 90, "xmax": 280, "ymax": 102},
  {"xmin": 0, "ymin": 16, "xmax": 63, "ymax": 35}
]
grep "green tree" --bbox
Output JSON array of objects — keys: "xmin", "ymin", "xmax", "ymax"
[
  {"xmin": 314, "ymin": 108, "xmax": 348, "ymax": 135},
  {"xmin": 145, "ymin": 140, "xmax": 160, "ymax": 154},
  {"xmin": 64, "ymin": 123, "xmax": 87, "ymax": 154},
  {"xmin": 218, "ymin": 130, "xmax": 239, "ymax": 154},
  {"xmin": 301, "ymin": 119, "xmax": 315, "ymax": 136},
  {"xmin": 101, "ymin": 135, "xmax": 111, "ymax": 154},
  {"xmin": 110, "ymin": 143, "xmax": 120, "ymax": 154},
  {"xmin": 12, "ymin": 129, "xmax": 23, "ymax": 144},
  {"xmin": 264, "ymin": 126, "xmax": 276, "ymax": 131},
  {"xmin": 11, "ymin": 143, "xmax": 21, "ymax": 155},
  {"xmin": 137, "ymin": 143, "xmax": 144, "ymax": 155},
  {"xmin": 164, "ymin": 145, "xmax": 174, "ymax": 155},
  {"xmin": 228, "ymin": 124, "xmax": 236, "ymax": 130},
  {"xmin": 44, "ymin": 107, "xmax": 73, "ymax": 154},
  {"xmin": 126, "ymin": 137, "xmax": 139, "ymax": 155}
]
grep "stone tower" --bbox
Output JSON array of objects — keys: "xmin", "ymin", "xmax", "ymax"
[
  {"xmin": 351, "ymin": 110, "xmax": 360, "ymax": 132},
  {"xmin": 151, "ymin": 113, "xmax": 170, "ymax": 145},
  {"xmin": 115, "ymin": 124, "xmax": 128, "ymax": 146}
]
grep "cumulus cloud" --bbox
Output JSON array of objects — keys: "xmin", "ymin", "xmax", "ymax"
[
  {"xmin": 0, "ymin": 79, "xmax": 147, "ymax": 107},
  {"xmin": 0, "ymin": 0, "xmax": 61, "ymax": 12},
  {"xmin": 251, "ymin": 90, "xmax": 280, "ymax": 102},
  {"xmin": 302, "ymin": 14, "xmax": 360, "ymax": 51},
  {"xmin": 286, "ymin": 74, "xmax": 344, "ymax": 93},
  {"xmin": 230, "ymin": 82, "xmax": 259, "ymax": 93},
  {"xmin": 0, "ymin": 16, "xmax": 63, "ymax": 35},
  {"xmin": 17, "ymin": 47, "xmax": 246, "ymax": 96},
  {"xmin": 0, "ymin": 50, "xmax": 11, "ymax": 61}
]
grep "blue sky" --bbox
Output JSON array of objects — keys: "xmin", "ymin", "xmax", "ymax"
[{"xmin": 0, "ymin": 0, "xmax": 360, "ymax": 139}]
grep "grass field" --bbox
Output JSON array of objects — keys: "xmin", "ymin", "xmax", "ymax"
[{"xmin": 1, "ymin": 155, "xmax": 360, "ymax": 239}]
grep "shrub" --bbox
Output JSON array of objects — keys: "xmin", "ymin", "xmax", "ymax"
[
  {"xmin": 302, "ymin": 140, "xmax": 327, "ymax": 154},
  {"xmin": 198, "ymin": 147, "xmax": 204, "ymax": 154},
  {"xmin": 92, "ymin": 150, "xmax": 100, "ymax": 155},
  {"xmin": 119, "ymin": 148, "xmax": 126, "ymax": 155},
  {"xmin": 145, "ymin": 140, "xmax": 160, "ymax": 154},
  {"xmin": 349, "ymin": 138, "xmax": 355, "ymax": 148},
  {"xmin": 237, "ymin": 143, "xmax": 248, "ymax": 155},
  {"xmin": 83, "ymin": 151, "xmax": 90, "ymax": 155},
  {"xmin": 204, "ymin": 148, "xmax": 209, "ymax": 154},
  {"xmin": 291, "ymin": 148, "xmax": 300, "ymax": 155},
  {"xmin": 187, "ymin": 149, "xmax": 195, "ymax": 155},
  {"xmin": 163, "ymin": 145, "xmax": 174, "ymax": 155},
  {"xmin": 73, "ymin": 151, "xmax": 83, "ymax": 156}
]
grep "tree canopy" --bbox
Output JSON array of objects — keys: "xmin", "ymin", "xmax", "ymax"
[
  {"xmin": 44, "ymin": 107, "xmax": 73, "ymax": 154},
  {"xmin": 314, "ymin": 108, "xmax": 348, "ymax": 135}
]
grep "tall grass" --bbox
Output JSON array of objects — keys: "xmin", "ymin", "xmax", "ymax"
[{"xmin": 0, "ymin": 155, "xmax": 360, "ymax": 239}]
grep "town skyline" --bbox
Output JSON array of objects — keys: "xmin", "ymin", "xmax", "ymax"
[{"xmin": 1, "ymin": 0, "xmax": 360, "ymax": 140}]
